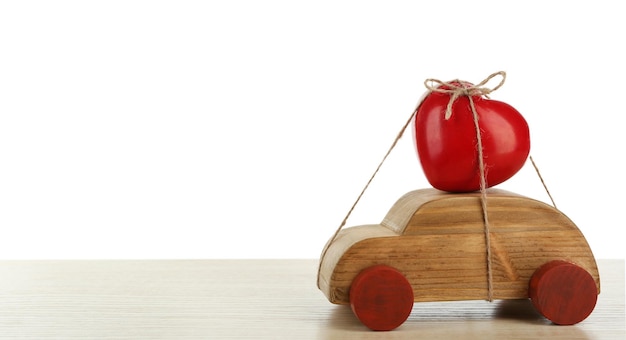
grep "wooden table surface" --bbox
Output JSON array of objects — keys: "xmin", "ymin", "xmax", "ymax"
[{"xmin": 0, "ymin": 259, "xmax": 623, "ymax": 339}]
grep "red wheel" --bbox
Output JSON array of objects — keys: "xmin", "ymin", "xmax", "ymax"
[
  {"xmin": 349, "ymin": 265, "xmax": 414, "ymax": 331},
  {"xmin": 529, "ymin": 260, "xmax": 598, "ymax": 325}
]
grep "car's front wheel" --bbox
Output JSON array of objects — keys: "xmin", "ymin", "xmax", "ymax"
[
  {"xmin": 349, "ymin": 264, "xmax": 414, "ymax": 331},
  {"xmin": 529, "ymin": 260, "xmax": 598, "ymax": 325}
]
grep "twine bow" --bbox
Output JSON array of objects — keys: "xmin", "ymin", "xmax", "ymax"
[{"xmin": 424, "ymin": 71, "xmax": 507, "ymax": 120}]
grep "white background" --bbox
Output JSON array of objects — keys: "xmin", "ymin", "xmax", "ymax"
[{"xmin": 1, "ymin": 1, "xmax": 624, "ymax": 259}]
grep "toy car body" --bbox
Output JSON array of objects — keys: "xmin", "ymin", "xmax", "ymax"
[{"xmin": 318, "ymin": 188, "xmax": 600, "ymax": 330}]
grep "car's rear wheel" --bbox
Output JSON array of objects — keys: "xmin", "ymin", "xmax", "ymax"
[
  {"xmin": 349, "ymin": 264, "xmax": 414, "ymax": 331},
  {"xmin": 529, "ymin": 260, "xmax": 598, "ymax": 325}
]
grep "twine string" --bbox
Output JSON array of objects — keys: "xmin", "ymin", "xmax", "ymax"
[
  {"xmin": 530, "ymin": 155, "xmax": 557, "ymax": 209},
  {"xmin": 317, "ymin": 71, "xmax": 556, "ymax": 303},
  {"xmin": 467, "ymin": 92, "xmax": 495, "ymax": 302}
]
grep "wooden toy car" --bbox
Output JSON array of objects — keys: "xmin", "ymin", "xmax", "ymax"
[{"xmin": 317, "ymin": 188, "xmax": 600, "ymax": 330}]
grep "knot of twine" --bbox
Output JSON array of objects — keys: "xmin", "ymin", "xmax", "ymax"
[{"xmin": 424, "ymin": 71, "xmax": 507, "ymax": 120}]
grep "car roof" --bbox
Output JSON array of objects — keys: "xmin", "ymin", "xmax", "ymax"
[{"xmin": 381, "ymin": 188, "xmax": 535, "ymax": 235}]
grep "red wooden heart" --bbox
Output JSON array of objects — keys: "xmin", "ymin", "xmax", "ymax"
[{"xmin": 414, "ymin": 83, "xmax": 530, "ymax": 192}]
